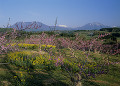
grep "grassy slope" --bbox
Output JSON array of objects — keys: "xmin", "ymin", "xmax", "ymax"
[
  {"xmin": 0, "ymin": 48, "xmax": 120, "ymax": 86},
  {"xmin": 0, "ymin": 30, "xmax": 120, "ymax": 86}
]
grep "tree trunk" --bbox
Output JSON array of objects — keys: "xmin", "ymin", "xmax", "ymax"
[{"xmin": 72, "ymin": 73, "xmax": 82, "ymax": 86}]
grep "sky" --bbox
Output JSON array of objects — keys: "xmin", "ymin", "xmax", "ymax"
[{"xmin": 0, "ymin": 0, "xmax": 120, "ymax": 28}]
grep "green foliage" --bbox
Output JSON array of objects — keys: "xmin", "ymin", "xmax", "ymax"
[
  {"xmin": 74, "ymin": 30, "xmax": 90, "ymax": 32},
  {"xmin": 0, "ymin": 28, "xmax": 13, "ymax": 33},
  {"xmin": 112, "ymin": 32, "xmax": 120, "ymax": 37},
  {"xmin": 44, "ymin": 31, "xmax": 55, "ymax": 35},
  {"xmin": 1, "ymin": 29, "xmax": 120, "ymax": 86},
  {"xmin": 100, "ymin": 27, "xmax": 120, "ymax": 32},
  {"xmin": 58, "ymin": 32, "xmax": 75, "ymax": 37}
]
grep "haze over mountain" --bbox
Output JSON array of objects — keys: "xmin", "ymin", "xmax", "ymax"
[
  {"xmin": 9, "ymin": 21, "xmax": 112, "ymax": 31},
  {"xmin": 75, "ymin": 22, "xmax": 111, "ymax": 30},
  {"xmin": 9, "ymin": 21, "xmax": 49, "ymax": 31}
]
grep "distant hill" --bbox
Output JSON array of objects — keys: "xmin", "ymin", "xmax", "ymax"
[
  {"xmin": 9, "ymin": 21, "xmax": 50, "ymax": 31},
  {"xmin": 9, "ymin": 21, "xmax": 72, "ymax": 31},
  {"xmin": 8, "ymin": 21, "xmax": 112, "ymax": 31},
  {"xmin": 75, "ymin": 22, "xmax": 111, "ymax": 30}
]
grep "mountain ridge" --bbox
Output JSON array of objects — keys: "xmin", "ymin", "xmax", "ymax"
[
  {"xmin": 8, "ymin": 21, "xmax": 112, "ymax": 31},
  {"xmin": 75, "ymin": 22, "xmax": 111, "ymax": 30}
]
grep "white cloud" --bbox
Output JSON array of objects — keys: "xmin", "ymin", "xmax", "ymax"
[{"xmin": 58, "ymin": 25, "xmax": 67, "ymax": 27}]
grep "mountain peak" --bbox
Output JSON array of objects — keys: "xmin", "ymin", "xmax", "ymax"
[
  {"xmin": 76, "ymin": 22, "xmax": 111, "ymax": 30},
  {"xmin": 8, "ymin": 21, "xmax": 112, "ymax": 31},
  {"xmin": 87, "ymin": 22, "xmax": 104, "ymax": 25}
]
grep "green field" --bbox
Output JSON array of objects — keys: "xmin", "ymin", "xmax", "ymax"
[{"xmin": 0, "ymin": 28, "xmax": 120, "ymax": 86}]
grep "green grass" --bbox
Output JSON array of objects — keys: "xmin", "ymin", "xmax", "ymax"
[
  {"xmin": 0, "ymin": 30, "xmax": 120, "ymax": 86},
  {"xmin": 0, "ymin": 61, "xmax": 71, "ymax": 86},
  {"xmin": 0, "ymin": 48, "xmax": 120, "ymax": 86}
]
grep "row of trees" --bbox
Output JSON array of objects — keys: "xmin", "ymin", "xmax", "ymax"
[{"xmin": 100, "ymin": 27, "xmax": 120, "ymax": 32}]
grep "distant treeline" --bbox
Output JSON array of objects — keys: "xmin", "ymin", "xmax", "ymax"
[
  {"xmin": 99, "ymin": 27, "xmax": 120, "ymax": 44},
  {"xmin": 0, "ymin": 28, "xmax": 13, "ymax": 33},
  {"xmin": 100, "ymin": 27, "xmax": 120, "ymax": 32}
]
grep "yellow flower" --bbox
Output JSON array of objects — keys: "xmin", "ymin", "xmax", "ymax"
[
  {"xmin": 20, "ymin": 73, "xmax": 23, "ymax": 77},
  {"xmin": 14, "ymin": 76, "xmax": 17, "ymax": 78},
  {"xmin": 21, "ymin": 57, "xmax": 23, "ymax": 61},
  {"xmin": 15, "ymin": 58, "xmax": 18, "ymax": 61},
  {"xmin": 6, "ymin": 43, "xmax": 9, "ymax": 46},
  {"xmin": 49, "ymin": 55, "xmax": 51, "ymax": 59},
  {"xmin": 47, "ymin": 45, "xmax": 52, "ymax": 48},
  {"xmin": 52, "ymin": 46, "xmax": 56, "ymax": 48},
  {"xmin": 11, "ymin": 43, "xmax": 16, "ymax": 46},
  {"xmin": 33, "ymin": 61, "xmax": 36, "ymax": 65},
  {"xmin": 21, "ymin": 79, "xmax": 25, "ymax": 82},
  {"xmin": 42, "ymin": 45, "xmax": 46, "ymax": 47}
]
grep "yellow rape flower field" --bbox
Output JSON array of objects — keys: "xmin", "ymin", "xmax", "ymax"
[{"xmin": 0, "ymin": 42, "xmax": 120, "ymax": 86}]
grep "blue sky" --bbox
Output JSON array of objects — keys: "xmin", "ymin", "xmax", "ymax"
[{"xmin": 0, "ymin": 0, "xmax": 120, "ymax": 27}]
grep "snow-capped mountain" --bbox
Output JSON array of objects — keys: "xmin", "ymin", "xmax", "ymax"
[
  {"xmin": 9, "ymin": 22, "xmax": 112, "ymax": 31},
  {"xmin": 76, "ymin": 22, "xmax": 111, "ymax": 30}
]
